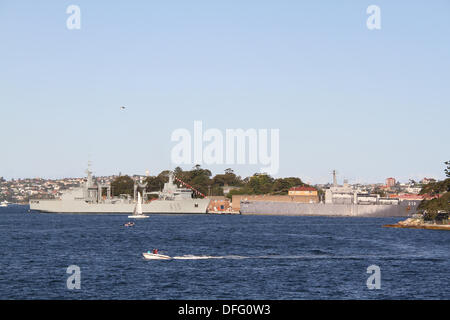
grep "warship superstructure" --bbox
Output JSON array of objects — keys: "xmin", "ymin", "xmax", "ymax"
[{"xmin": 29, "ymin": 167, "xmax": 210, "ymax": 214}]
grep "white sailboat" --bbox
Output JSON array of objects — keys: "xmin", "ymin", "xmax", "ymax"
[{"xmin": 127, "ymin": 192, "xmax": 148, "ymax": 219}]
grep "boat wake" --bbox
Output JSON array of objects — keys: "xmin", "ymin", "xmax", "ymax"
[
  {"xmin": 171, "ymin": 254, "xmax": 344, "ymax": 260},
  {"xmin": 172, "ymin": 255, "xmax": 248, "ymax": 260},
  {"xmin": 149, "ymin": 253, "xmax": 430, "ymax": 261},
  {"xmin": 170, "ymin": 254, "xmax": 335, "ymax": 260}
]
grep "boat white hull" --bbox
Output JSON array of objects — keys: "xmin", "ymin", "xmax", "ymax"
[
  {"xmin": 30, "ymin": 198, "xmax": 211, "ymax": 214},
  {"xmin": 127, "ymin": 215, "xmax": 149, "ymax": 219},
  {"xmin": 142, "ymin": 253, "xmax": 171, "ymax": 260}
]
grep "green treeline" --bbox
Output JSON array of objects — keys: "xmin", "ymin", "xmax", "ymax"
[
  {"xmin": 418, "ymin": 161, "xmax": 450, "ymax": 222},
  {"xmin": 111, "ymin": 165, "xmax": 311, "ymax": 199}
]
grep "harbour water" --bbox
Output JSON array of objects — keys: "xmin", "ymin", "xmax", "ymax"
[{"xmin": 0, "ymin": 205, "xmax": 448, "ymax": 299}]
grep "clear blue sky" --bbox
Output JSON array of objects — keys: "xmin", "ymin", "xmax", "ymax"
[{"xmin": 0, "ymin": 0, "xmax": 449, "ymax": 184}]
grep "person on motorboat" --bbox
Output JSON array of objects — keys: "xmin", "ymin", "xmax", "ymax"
[{"xmin": 152, "ymin": 249, "xmax": 158, "ymax": 254}]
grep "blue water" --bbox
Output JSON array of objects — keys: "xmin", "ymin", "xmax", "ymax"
[{"xmin": 0, "ymin": 205, "xmax": 448, "ymax": 299}]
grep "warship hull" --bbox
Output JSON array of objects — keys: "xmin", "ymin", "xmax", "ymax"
[
  {"xmin": 239, "ymin": 201, "xmax": 420, "ymax": 217},
  {"xmin": 30, "ymin": 198, "xmax": 211, "ymax": 214},
  {"xmin": 29, "ymin": 167, "xmax": 212, "ymax": 214}
]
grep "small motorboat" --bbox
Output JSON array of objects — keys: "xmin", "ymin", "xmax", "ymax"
[
  {"xmin": 124, "ymin": 222, "xmax": 135, "ymax": 227},
  {"xmin": 142, "ymin": 251, "xmax": 171, "ymax": 260}
]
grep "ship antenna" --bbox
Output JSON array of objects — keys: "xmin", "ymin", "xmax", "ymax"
[{"xmin": 331, "ymin": 170, "xmax": 338, "ymax": 187}]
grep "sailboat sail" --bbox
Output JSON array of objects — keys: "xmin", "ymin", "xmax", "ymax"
[
  {"xmin": 136, "ymin": 192, "xmax": 143, "ymax": 215},
  {"xmin": 131, "ymin": 193, "xmax": 143, "ymax": 216},
  {"xmin": 128, "ymin": 192, "xmax": 148, "ymax": 219}
]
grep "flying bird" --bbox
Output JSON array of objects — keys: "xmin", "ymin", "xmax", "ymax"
[{"xmin": 120, "ymin": 106, "xmax": 126, "ymax": 110}]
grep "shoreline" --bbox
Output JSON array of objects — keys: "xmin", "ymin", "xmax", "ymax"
[{"xmin": 383, "ymin": 223, "xmax": 450, "ymax": 231}]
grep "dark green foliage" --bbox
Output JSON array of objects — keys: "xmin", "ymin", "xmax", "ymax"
[
  {"xmin": 225, "ymin": 174, "xmax": 312, "ymax": 199},
  {"xmin": 247, "ymin": 174, "xmax": 274, "ymax": 194},
  {"xmin": 372, "ymin": 187, "xmax": 387, "ymax": 198},
  {"xmin": 111, "ymin": 175, "xmax": 134, "ymax": 196},
  {"xmin": 419, "ymin": 179, "xmax": 450, "ymax": 195},
  {"xmin": 418, "ymin": 161, "xmax": 450, "ymax": 222},
  {"xmin": 271, "ymin": 177, "xmax": 305, "ymax": 195},
  {"xmin": 112, "ymin": 166, "xmax": 312, "ymax": 199},
  {"xmin": 419, "ymin": 192, "xmax": 450, "ymax": 216},
  {"xmin": 212, "ymin": 168, "xmax": 243, "ymax": 187},
  {"xmin": 445, "ymin": 160, "xmax": 450, "ymax": 178},
  {"xmin": 144, "ymin": 171, "xmax": 169, "ymax": 192}
]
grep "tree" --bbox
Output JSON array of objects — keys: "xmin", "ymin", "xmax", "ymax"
[
  {"xmin": 167, "ymin": 165, "xmax": 213, "ymax": 197},
  {"xmin": 419, "ymin": 179, "xmax": 450, "ymax": 195},
  {"xmin": 271, "ymin": 177, "xmax": 304, "ymax": 195},
  {"xmin": 419, "ymin": 192, "xmax": 450, "ymax": 219},
  {"xmin": 212, "ymin": 169, "xmax": 242, "ymax": 187},
  {"xmin": 224, "ymin": 168, "xmax": 234, "ymax": 175},
  {"xmin": 111, "ymin": 175, "xmax": 134, "ymax": 196},
  {"xmin": 418, "ymin": 161, "xmax": 450, "ymax": 222},
  {"xmin": 372, "ymin": 187, "xmax": 386, "ymax": 198},
  {"xmin": 174, "ymin": 166, "xmax": 184, "ymax": 177},
  {"xmin": 247, "ymin": 173, "xmax": 274, "ymax": 194},
  {"xmin": 188, "ymin": 165, "xmax": 212, "ymax": 197},
  {"xmin": 226, "ymin": 186, "xmax": 252, "ymax": 199},
  {"xmin": 143, "ymin": 172, "xmax": 168, "ymax": 192},
  {"xmin": 445, "ymin": 160, "xmax": 450, "ymax": 178}
]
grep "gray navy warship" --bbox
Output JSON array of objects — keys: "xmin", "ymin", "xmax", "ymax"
[{"xmin": 29, "ymin": 167, "xmax": 210, "ymax": 214}]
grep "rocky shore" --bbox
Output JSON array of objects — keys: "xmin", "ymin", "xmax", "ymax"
[{"xmin": 384, "ymin": 217, "xmax": 450, "ymax": 230}]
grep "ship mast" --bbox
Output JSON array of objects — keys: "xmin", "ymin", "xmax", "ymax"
[
  {"xmin": 173, "ymin": 174, "xmax": 206, "ymax": 198},
  {"xmin": 332, "ymin": 170, "xmax": 338, "ymax": 187},
  {"xmin": 85, "ymin": 160, "xmax": 94, "ymax": 188}
]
